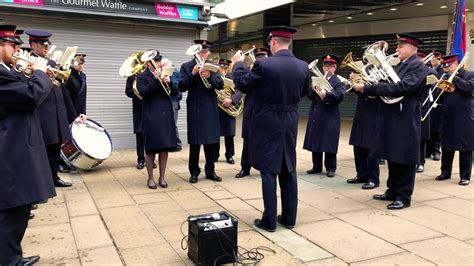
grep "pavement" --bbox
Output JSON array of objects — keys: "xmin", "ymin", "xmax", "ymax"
[{"xmin": 23, "ymin": 118, "xmax": 474, "ymax": 265}]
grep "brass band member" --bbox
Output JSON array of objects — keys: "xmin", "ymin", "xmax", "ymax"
[
  {"xmin": 235, "ymin": 47, "xmax": 270, "ymax": 178},
  {"xmin": 179, "ymin": 40, "xmax": 224, "ymax": 183},
  {"xmin": 435, "ymin": 54, "xmax": 473, "ymax": 186},
  {"xmin": 428, "ymin": 49, "xmax": 446, "ymax": 161},
  {"xmin": 352, "ymin": 33, "xmax": 426, "ymax": 209},
  {"xmin": 304, "ymin": 54, "xmax": 345, "ymax": 178},
  {"xmin": 0, "ymin": 24, "xmax": 55, "ymax": 266},
  {"xmin": 137, "ymin": 51, "xmax": 177, "ymax": 189},
  {"xmin": 215, "ymin": 59, "xmax": 238, "ymax": 164}
]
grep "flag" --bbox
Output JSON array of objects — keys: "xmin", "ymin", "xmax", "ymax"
[{"xmin": 451, "ymin": 0, "xmax": 467, "ymax": 61}]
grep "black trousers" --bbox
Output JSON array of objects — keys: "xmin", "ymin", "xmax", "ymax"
[
  {"xmin": 0, "ymin": 204, "xmax": 32, "ymax": 265},
  {"xmin": 430, "ymin": 131, "xmax": 441, "ymax": 156},
  {"xmin": 189, "ymin": 144, "xmax": 216, "ymax": 176},
  {"xmin": 240, "ymin": 138, "xmax": 251, "ymax": 172},
  {"xmin": 419, "ymin": 139, "xmax": 428, "ymax": 165},
  {"xmin": 214, "ymin": 136, "xmax": 235, "ymax": 159},
  {"xmin": 386, "ymin": 161, "xmax": 416, "ymax": 203},
  {"xmin": 312, "ymin": 152, "xmax": 336, "ymax": 172},
  {"xmin": 353, "ymin": 146, "xmax": 380, "ymax": 183},
  {"xmin": 441, "ymin": 150, "xmax": 472, "ymax": 180},
  {"xmin": 136, "ymin": 132, "xmax": 145, "ymax": 163},
  {"xmin": 260, "ymin": 159, "xmax": 297, "ymax": 229},
  {"xmin": 46, "ymin": 143, "xmax": 61, "ymax": 183}
]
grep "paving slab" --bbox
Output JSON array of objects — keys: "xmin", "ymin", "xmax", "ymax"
[
  {"xmin": 79, "ymin": 246, "xmax": 123, "ymax": 265},
  {"xmin": 423, "ymin": 197, "xmax": 474, "ymax": 220},
  {"xmin": 351, "ymin": 252, "xmax": 434, "ymax": 265},
  {"xmin": 120, "ymin": 244, "xmax": 183, "ymax": 265},
  {"xmin": 132, "ymin": 191, "xmax": 173, "ymax": 204},
  {"xmin": 303, "ymin": 257, "xmax": 347, "ymax": 266},
  {"xmin": 71, "ymin": 214, "xmax": 113, "ymax": 250},
  {"xmin": 298, "ymin": 189, "xmax": 369, "ymax": 214},
  {"xmin": 401, "ymin": 236, "xmax": 474, "ymax": 265},
  {"xmin": 65, "ymin": 192, "xmax": 98, "ymax": 217}
]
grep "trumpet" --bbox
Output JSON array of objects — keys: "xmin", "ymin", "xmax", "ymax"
[
  {"xmin": 185, "ymin": 44, "xmax": 219, "ymax": 89},
  {"xmin": 140, "ymin": 50, "xmax": 172, "ymax": 96},
  {"xmin": 421, "ymin": 52, "xmax": 470, "ymax": 121}
]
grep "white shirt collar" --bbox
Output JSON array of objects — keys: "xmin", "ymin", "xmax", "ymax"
[{"xmin": 0, "ymin": 62, "xmax": 10, "ymax": 71}]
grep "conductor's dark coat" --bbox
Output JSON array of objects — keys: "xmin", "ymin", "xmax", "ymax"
[
  {"xmin": 232, "ymin": 49, "xmax": 310, "ymax": 174},
  {"xmin": 178, "ymin": 59, "xmax": 223, "ymax": 145},
  {"xmin": 441, "ymin": 69, "xmax": 474, "ymax": 151},
  {"xmin": 0, "ymin": 67, "xmax": 56, "ymax": 210},
  {"xmin": 137, "ymin": 69, "xmax": 178, "ymax": 150},
  {"xmin": 125, "ymin": 75, "xmax": 143, "ymax": 134},
  {"xmin": 420, "ymin": 66, "xmax": 437, "ymax": 140},
  {"xmin": 363, "ymin": 54, "xmax": 425, "ymax": 165},
  {"xmin": 303, "ymin": 75, "xmax": 345, "ymax": 153},
  {"xmin": 349, "ymin": 94, "xmax": 379, "ymax": 150},
  {"xmin": 63, "ymin": 67, "xmax": 87, "ymax": 121}
]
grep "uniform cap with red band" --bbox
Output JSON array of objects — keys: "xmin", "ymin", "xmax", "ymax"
[
  {"xmin": 321, "ymin": 54, "xmax": 340, "ymax": 64},
  {"xmin": 193, "ymin": 39, "xmax": 214, "ymax": 50},
  {"xmin": 440, "ymin": 54, "xmax": 458, "ymax": 68},
  {"xmin": 265, "ymin": 26, "xmax": 297, "ymax": 42},
  {"xmin": 396, "ymin": 33, "xmax": 423, "ymax": 47},
  {"xmin": 417, "ymin": 49, "xmax": 429, "ymax": 58},
  {"xmin": 0, "ymin": 24, "xmax": 23, "ymax": 45},
  {"xmin": 25, "ymin": 30, "xmax": 52, "ymax": 45},
  {"xmin": 254, "ymin": 47, "xmax": 271, "ymax": 58}
]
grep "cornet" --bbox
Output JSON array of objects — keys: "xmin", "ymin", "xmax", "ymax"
[{"xmin": 140, "ymin": 50, "xmax": 172, "ymax": 96}]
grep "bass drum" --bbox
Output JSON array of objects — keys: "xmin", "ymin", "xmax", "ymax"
[{"xmin": 60, "ymin": 119, "xmax": 113, "ymax": 170}]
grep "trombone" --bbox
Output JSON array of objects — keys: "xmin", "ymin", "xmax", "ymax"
[
  {"xmin": 421, "ymin": 52, "xmax": 470, "ymax": 121},
  {"xmin": 421, "ymin": 52, "xmax": 435, "ymax": 65},
  {"xmin": 140, "ymin": 50, "xmax": 172, "ymax": 96}
]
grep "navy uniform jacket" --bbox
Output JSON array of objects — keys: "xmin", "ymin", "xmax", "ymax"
[
  {"xmin": 430, "ymin": 66, "xmax": 445, "ymax": 132},
  {"xmin": 125, "ymin": 75, "xmax": 142, "ymax": 134},
  {"xmin": 233, "ymin": 49, "xmax": 310, "ymax": 174},
  {"xmin": 441, "ymin": 69, "xmax": 474, "ymax": 151},
  {"xmin": 0, "ymin": 67, "xmax": 56, "ymax": 210},
  {"xmin": 303, "ymin": 75, "xmax": 345, "ymax": 153},
  {"xmin": 349, "ymin": 93, "xmax": 379, "ymax": 150},
  {"xmin": 178, "ymin": 59, "xmax": 223, "ymax": 145},
  {"xmin": 137, "ymin": 69, "xmax": 178, "ymax": 150},
  {"xmin": 241, "ymin": 89, "xmax": 254, "ymax": 139},
  {"xmin": 63, "ymin": 67, "xmax": 87, "ymax": 121},
  {"xmin": 37, "ymin": 58, "xmax": 72, "ymax": 145},
  {"xmin": 219, "ymin": 89, "xmax": 244, "ymax": 137},
  {"xmin": 420, "ymin": 66, "xmax": 437, "ymax": 140},
  {"xmin": 363, "ymin": 54, "xmax": 425, "ymax": 165}
]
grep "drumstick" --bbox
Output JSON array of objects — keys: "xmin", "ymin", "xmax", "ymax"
[{"xmin": 85, "ymin": 123, "xmax": 105, "ymax": 132}]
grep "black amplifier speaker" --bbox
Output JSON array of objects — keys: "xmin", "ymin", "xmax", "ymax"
[{"xmin": 187, "ymin": 211, "xmax": 238, "ymax": 265}]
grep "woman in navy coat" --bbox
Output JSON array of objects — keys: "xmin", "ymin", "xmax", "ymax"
[
  {"xmin": 303, "ymin": 55, "xmax": 345, "ymax": 177},
  {"xmin": 137, "ymin": 54, "xmax": 178, "ymax": 189}
]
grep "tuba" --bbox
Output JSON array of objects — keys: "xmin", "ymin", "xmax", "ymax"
[
  {"xmin": 363, "ymin": 41, "xmax": 403, "ymax": 104},
  {"xmin": 186, "ymin": 44, "xmax": 220, "ymax": 89},
  {"xmin": 140, "ymin": 50, "xmax": 173, "ymax": 97},
  {"xmin": 216, "ymin": 77, "xmax": 244, "ymax": 117},
  {"xmin": 119, "ymin": 51, "xmax": 146, "ymax": 100}
]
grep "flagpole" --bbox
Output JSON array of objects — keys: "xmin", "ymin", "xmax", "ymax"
[{"xmin": 450, "ymin": 0, "xmax": 459, "ymax": 51}]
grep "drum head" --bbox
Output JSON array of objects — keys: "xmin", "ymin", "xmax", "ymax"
[{"xmin": 71, "ymin": 120, "xmax": 112, "ymax": 160}]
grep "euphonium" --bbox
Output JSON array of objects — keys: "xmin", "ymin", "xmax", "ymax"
[
  {"xmin": 141, "ymin": 50, "xmax": 173, "ymax": 97},
  {"xmin": 216, "ymin": 77, "xmax": 244, "ymax": 117},
  {"xmin": 308, "ymin": 59, "xmax": 333, "ymax": 95},
  {"xmin": 119, "ymin": 51, "xmax": 146, "ymax": 100},
  {"xmin": 186, "ymin": 44, "xmax": 220, "ymax": 89}
]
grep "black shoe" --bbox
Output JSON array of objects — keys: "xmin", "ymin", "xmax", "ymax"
[
  {"xmin": 189, "ymin": 175, "xmax": 198, "ymax": 183},
  {"xmin": 373, "ymin": 193, "xmax": 395, "ymax": 201},
  {"xmin": 306, "ymin": 168, "xmax": 322, "ymax": 174},
  {"xmin": 416, "ymin": 165, "xmax": 424, "ymax": 173},
  {"xmin": 459, "ymin": 179, "xmax": 470, "ymax": 186},
  {"xmin": 206, "ymin": 173, "xmax": 222, "ymax": 182},
  {"xmin": 387, "ymin": 200, "xmax": 410, "ymax": 210},
  {"xmin": 226, "ymin": 156, "xmax": 235, "ymax": 164},
  {"xmin": 34, "ymin": 199, "xmax": 48, "ymax": 204},
  {"xmin": 327, "ymin": 171, "xmax": 335, "ymax": 177},
  {"xmin": 432, "ymin": 154, "xmax": 441, "ymax": 161},
  {"xmin": 169, "ymin": 146, "xmax": 182, "ymax": 152},
  {"xmin": 22, "ymin": 255, "xmax": 40, "ymax": 266},
  {"xmin": 277, "ymin": 215, "xmax": 294, "ymax": 229},
  {"xmin": 379, "ymin": 159, "xmax": 385, "ymax": 165},
  {"xmin": 29, "ymin": 213, "xmax": 35, "ymax": 220},
  {"xmin": 362, "ymin": 182, "xmax": 379, "ymax": 190},
  {"xmin": 147, "ymin": 180, "xmax": 157, "ymax": 189},
  {"xmin": 136, "ymin": 161, "xmax": 145, "ymax": 170},
  {"xmin": 31, "ymin": 204, "xmax": 38, "ymax": 210},
  {"xmin": 347, "ymin": 176, "xmax": 368, "ymax": 184},
  {"xmin": 54, "ymin": 179, "xmax": 72, "ymax": 187},
  {"xmin": 435, "ymin": 175, "xmax": 451, "ymax": 181},
  {"xmin": 58, "ymin": 164, "xmax": 70, "ymax": 173},
  {"xmin": 214, "ymin": 156, "xmax": 219, "ymax": 162},
  {"xmin": 235, "ymin": 170, "xmax": 250, "ymax": 178},
  {"xmin": 254, "ymin": 219, "xmax": 276, "ymax": 232}
]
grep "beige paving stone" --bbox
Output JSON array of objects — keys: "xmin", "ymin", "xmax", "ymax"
[
  {"xmin": 28, "ymin": 197, "xmax": 69, "ymax": 227},
  {"xmin": 401, "ymin": 236, "xmax": 474, "ymax": 265},
  {"xmin": 205, "ymin": 189, "xmax": 236, "ymax": 200},
  {"xmin": 298, "ymin": 189, "xmax": 369, "ymax": 214},
  {"xmin": 217, "ymin": 197, "xmax": 256, "ymax": 211},
  {"xmin": 219, "ymin": 178, "xmax": 264, "ymax": 199},
  {"xmin": 65, "ymin": 192, "xmax": 98, "ymax": 217},
  {"xmin": 412, "ymin": 186, "xmax": 452, "ymax": 202},
  {"xmin": 62, "ymin": 180, "xmax": 89, "ymax": 194},
  {"xmin": 170, "ymin": 240, "xmax": 195, "ymax": 265},
  {"xmin": 79, "ymin": 245, "xmax": 123, "ymax": 265},
  {"xmin": 186, "ymin": 206, "xmax": 227, "ymax": 216},
  {"xmin": 294, "ymin": 219, "xmax": 402, "ymax": 263},
  {"xmin": 23, "ymin": 223, "xmax": 78, "ymax": 263},
  {"xmin": 418, "ymin": 179, "xmax": 474, "ymax": 200},
  {"xmin": 94, "ymin": 195, "xmax": 136, "ymax": 209},
  {"xmin": 423, "ymin": 197, "xmax": 474, "ymax": 220},
  {"xmin": 174, "ymin": 196, "xmax": 220, "ymax": 211},
  {"xmin": 351, "ymin": 252, "xmax": 434, "ymax": 265},
  {"xmin": 231, "ymin": 209, "xmax": 263, "ymax": 228},
  {"xmin": 160, "ymin": 224, "xmax": 187, "ymax": 243},
  {"xmin": 190, "ymin": 181, "xmax": 224, "ymax": 192},
  {"xmin": 304, "ymin": 257, "xmax": 347, "ymax": 266},
  {"xmin": 121, "ymin": 244, "xmax": 183, "ymax": 265},
  {"xmin": 335, "ymin": 187, "xmax": 383, "ymax": 203},
  {"xmin": 141, "ymin": 200, "xmax": 185, "ymax": 214},
  {"xmin": 395, "ymin": 206, "xmax": 474, "ymax": 240},
  {"xmin": 71, "ymin": 215, "xmax": 113, "ymax": 250},
  {"xmin": 113, "ymin": 229, "xmax": 168, "ymax": 249},
  {"xmin": 148, "ymin": 210, "xmax": 190, "ymax": 228},
  {"xmin": 132, "ymin": 191, "xmax": 172, "ymax": 204},
  {"xmin": 298, "ymin": 178, "xmax": 322, "ymax": 191},
  {"xmin": 335, "ymin": 209, "xmax": 442, "ymax": 244}
]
